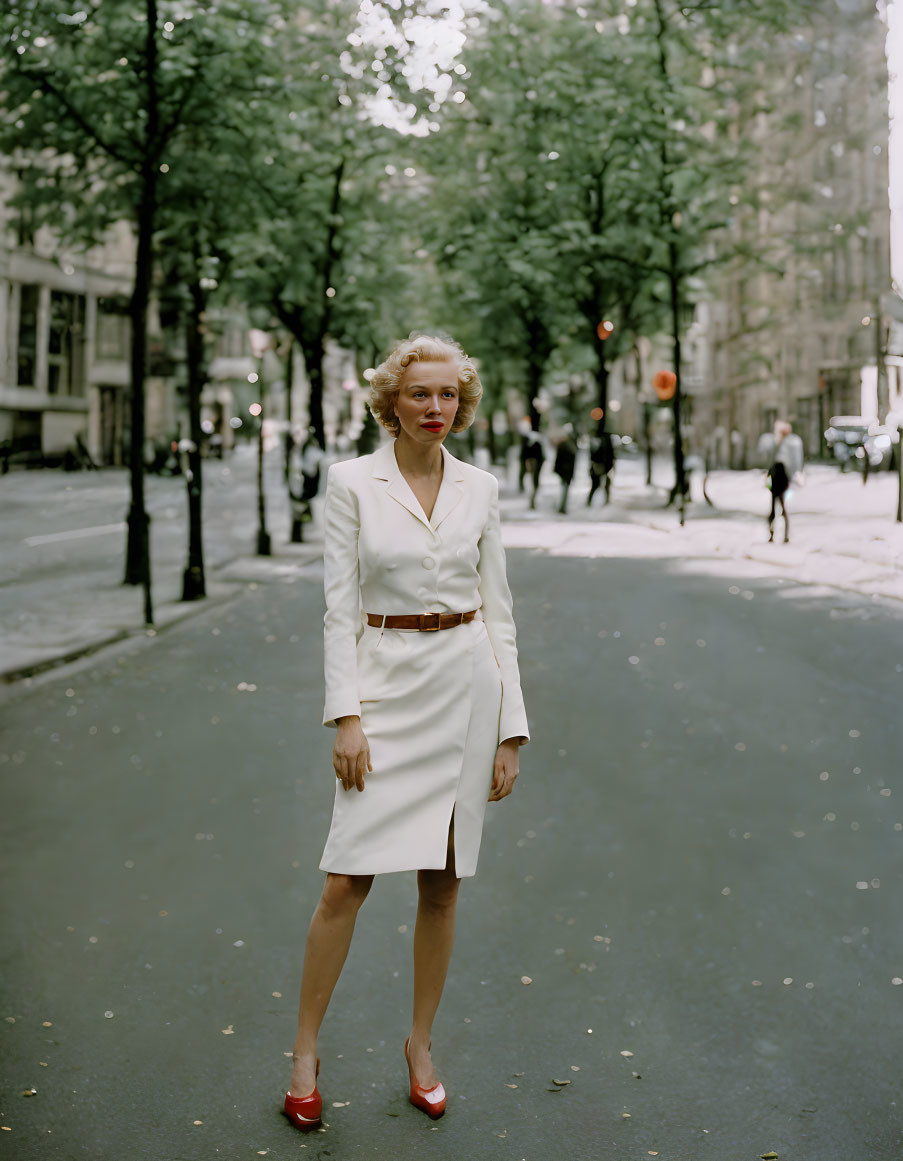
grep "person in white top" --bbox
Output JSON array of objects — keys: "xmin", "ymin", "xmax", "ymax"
[
  {"xmin": 283, "ymin": 334, "xmax": 530, "ymax": 1131},
  {"xmin": 767, "ymin": 420, "xmax": 804, "ymax": 543}
]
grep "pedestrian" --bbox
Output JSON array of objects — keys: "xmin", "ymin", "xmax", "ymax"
[
  {"xmin": 519, "ymin": 426, "xmax": 545, "ymax": 510},
  {"xmin": 289, "ymin": 427, "xmax": 325, "ymax": 541},
  {"xmin": 587, "ymin": 430, "xmax": 615, "ymax": 506},
  {"xmin": 767, "ymin": 419, "xmax": 804, "ymax": 543},
  {"xmin": 553, "ymin": 425, "xmax": 577, "ymax": 514},
  {"xmin": 283, "ymin": 333, "xmax": 530, "ymax": 1130}
]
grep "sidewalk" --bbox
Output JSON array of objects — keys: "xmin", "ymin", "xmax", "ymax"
[
  {"xmin": 500, "ymin": 456, "xmax": 903, "ymax": 605},
  {"xmin": 3, "ymin": 451, "xmax": 902, "ymax": 685},
  {"xmin": 0, "ymin": 448, "xmax": 326, "ymax": 685}
]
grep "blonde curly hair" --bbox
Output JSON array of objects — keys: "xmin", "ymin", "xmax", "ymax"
[{"xmin": 367, "ymin": 333, "xmax": 483, "ymax": 436}]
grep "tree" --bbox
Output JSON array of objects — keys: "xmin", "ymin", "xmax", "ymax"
[{"xmin": 0, "ymin": 0, "xmax": 292, "ymax": 616}]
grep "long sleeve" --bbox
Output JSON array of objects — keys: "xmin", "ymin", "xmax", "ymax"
[
  {"xmin": 322, "ymin": 465, "xmax": 363, "ymax": 729},
  {"xmin": 477, "ymin": 476, "xmax": 530, "ymax": 746}
]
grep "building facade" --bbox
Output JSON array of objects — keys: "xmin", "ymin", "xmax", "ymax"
[{"xmin": 688, "ymin": 0, "xmax": 898, "ymax": 465}]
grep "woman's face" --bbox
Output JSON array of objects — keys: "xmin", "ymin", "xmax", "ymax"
[{"xmin": 393, "ymin": 361, "xmax": 460, "ymax": 444}]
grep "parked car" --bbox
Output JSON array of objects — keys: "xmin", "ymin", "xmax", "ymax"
[{"xmin": 824, "ymin": 416, "xmax": 893, "ymax": 473}]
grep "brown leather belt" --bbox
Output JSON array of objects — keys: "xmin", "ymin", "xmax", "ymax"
[{"xmin": 366, "ymin": 610, "xmax": 478, "ymax": 632}]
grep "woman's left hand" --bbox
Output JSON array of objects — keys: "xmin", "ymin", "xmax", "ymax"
[{"xmin": 488, "ymin": 738, "xmax": 519, "ymax": 802}]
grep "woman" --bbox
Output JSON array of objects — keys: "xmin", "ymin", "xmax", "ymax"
[
  {"xmin": 767, "ymin": 420, "xmax": 804, "ymax": 544},
  {"xmin": 283, "ymin": 334, "xmax": 530, "ymax": 1130}
]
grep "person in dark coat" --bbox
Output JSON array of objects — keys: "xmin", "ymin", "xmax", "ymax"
[
  {"xmin": 519, "ymin": 429, "xmax": 545, "ymax": 510},
  {"xmin": 587, "ymin": 431, "xmax": 614, "ymax": 507},
  {"xmin": 553, "ymin": 427, "xmax": 577, "ymax": 515}
]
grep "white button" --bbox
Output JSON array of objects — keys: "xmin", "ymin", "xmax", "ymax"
[{"xmin": 421, "ymin": 557, "xmax": 436, "ymax": 569}]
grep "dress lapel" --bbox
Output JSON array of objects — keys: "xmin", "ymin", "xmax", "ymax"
[
  {"xmin": 429, "ymin": 446, "xmax": 465, "ymax": 529},
  {"xmin": 371, "ymin": 440, "xmax": 465, "ymax": 531}
]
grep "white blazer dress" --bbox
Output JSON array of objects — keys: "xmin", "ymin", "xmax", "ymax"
[{"xmin": 318, "ymin": 438, "xmax": 530, "ymax": 878}]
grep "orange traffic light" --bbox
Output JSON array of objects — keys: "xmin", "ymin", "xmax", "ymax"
[{"xmin": 652, "ymin": 370, "xmax": 677, "ymax": 401}]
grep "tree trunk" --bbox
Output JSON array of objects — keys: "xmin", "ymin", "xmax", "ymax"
[
  {"xmin": 526, "ymin": 355, "xmax": 543, "ymax": 431},
  {"xmin": 306, "ymin": 351, "xmax": 326, "ymax": 450},
  {"xmin": 123, "ymin": 0, "xmax": 158, "ymax": 627},
  {"xmin": 668, "ymin": 260, "xmax": 687, "ymax": 525},
  {"xmin": 123, "ymin": 174, "xmax": 156, "ymax": 625},
  {"xmin": 283, "ymin": 339, "xmax": 294, "ymax": 482},
  {"xmin": 633, "ymin": 343, "xmax": 653, "ymax": 485},
  {"xmin": 181, "ymin": 272, "xmax": 206, "ymax": 601},
  {"xmin": 593, "ymin": 333, "xmax": 609, "ymax": 436},
  {"xmin": 256, "ymin": 402, "xmax": 271, "ymax": 555}
]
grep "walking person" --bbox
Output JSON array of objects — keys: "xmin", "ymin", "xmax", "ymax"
[
  {"xmin": 586, "ymin": 430, "xmax": 615, "ymax": 507},
  {"xmin": 553, "ymin": 425, "xmax": 577, "ymax": 514},
  {"xmin": 519, "ymin": 426, "xmax": 545, "ymax": 510},
  {"xmin": 283, "ymin": 334, "xmax": 530, "ymax": 1130},
  {"xmin": 767, "ymin": 419, "xmax": 804, "ymax": 543}
]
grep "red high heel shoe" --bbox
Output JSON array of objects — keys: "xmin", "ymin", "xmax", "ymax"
[
  {"xmin": 404, "ymin": 1037, "xmax": 447, "ymax": 1119},
  {"xmin": 283, "ymin": 1056, "xmax": 321, "ymax": 1131}
]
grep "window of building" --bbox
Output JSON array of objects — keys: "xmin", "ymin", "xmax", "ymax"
[
  {"xmin": 47, "ymin": 291, "xmax": 87, "ymax": 396},
  {"xmin": 96, "ymin": 295, "xmax": 130, "ymax": 360},
  {"xmin": 17, "ymin": 284, "xmax": 39, "ymax": 387}
]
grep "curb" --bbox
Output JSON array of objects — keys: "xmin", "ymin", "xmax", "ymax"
[
  {"xmin": 0, "ymin": 587, "xmax": 247, "ymax": 686},
  {"xmin": 0, "ymin": 628, "xmax": 132, "ymax": 685},
  {"xmin": 0, "ymin": 538, "xmax": 322, "ymax": 682}
]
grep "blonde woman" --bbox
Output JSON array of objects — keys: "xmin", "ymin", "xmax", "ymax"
[{"xmin": 283, "ymin": 334, "xmax": 530, "ymax": 1129}]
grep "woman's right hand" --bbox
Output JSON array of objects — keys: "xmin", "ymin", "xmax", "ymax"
[{"xmin": 333, "ymin": 716, "xmax": 372, "ymax": 792}]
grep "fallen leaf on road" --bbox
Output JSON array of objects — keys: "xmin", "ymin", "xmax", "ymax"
[
  {"xmin": 551, "ymin": 1078, "xmax": 571, "ymax": 1086},
  {"xmin": 761, "ymin": 1154, "xmax": 779, "ymax": 1160},
  {"xmin": 221, "ymin": 1025, "xmax": 234, "ymax": 1035},
  {"xmin": 22, "ymin": 1088, "xmax": 36, "ymax": 1097},
  {"xmin": 520, "ymin": 976, "xmax": 532, "ymax": 985},
  {"xmin": 505, "ymin": 1083, "xmax": 518, "ymax": 1089},
  {"xmin": 620, "ymin": 1050, "xmax": 634, "ymax": 1058}
]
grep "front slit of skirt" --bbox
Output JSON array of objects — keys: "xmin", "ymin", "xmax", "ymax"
[{"xmin": 445, "ymin": 639, "xmax": 480, "ymax": 875}]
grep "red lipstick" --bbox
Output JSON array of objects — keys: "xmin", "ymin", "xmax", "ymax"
[{"xmin": 421, "ymin": 422, "xmax": 444, "ymax": 431}]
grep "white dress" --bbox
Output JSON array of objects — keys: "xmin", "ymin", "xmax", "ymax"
[{"xmin": 318, "ymin": 439, "xmax": 530, "ymax": 878}]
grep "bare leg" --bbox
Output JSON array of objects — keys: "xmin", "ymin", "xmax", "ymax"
[
  {"xmin": 408, "ymin": 823, "xmax": 460, "ymax": 1089},
  {"xmin": 768, "ymin": 490, "xmax": 777, "ymax": 542},
  {"xmin": 289, "ymin": 872, "xmax": 374, "ymax": 1097},
  {"xmin": 781, "ymin": 495, "xmax": 789, "ymax": 543}
]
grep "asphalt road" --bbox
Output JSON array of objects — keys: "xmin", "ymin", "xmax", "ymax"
[{"xmin": 1, "ymin": 545, "xmax": 902, "ymax": 1160}]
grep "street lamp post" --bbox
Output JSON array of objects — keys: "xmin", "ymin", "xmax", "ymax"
[
  {"xmin": 248, "ymin": 328, "xmax": 272, "ymax": 557},
  {"xmin": 897, "ymin": 421, "xmax": 903, "ymax": 524}
]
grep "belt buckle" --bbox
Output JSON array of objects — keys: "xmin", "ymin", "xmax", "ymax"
[{"xmin": 419, "ymin": 612, "xmax": 441, "ymax": 631}]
